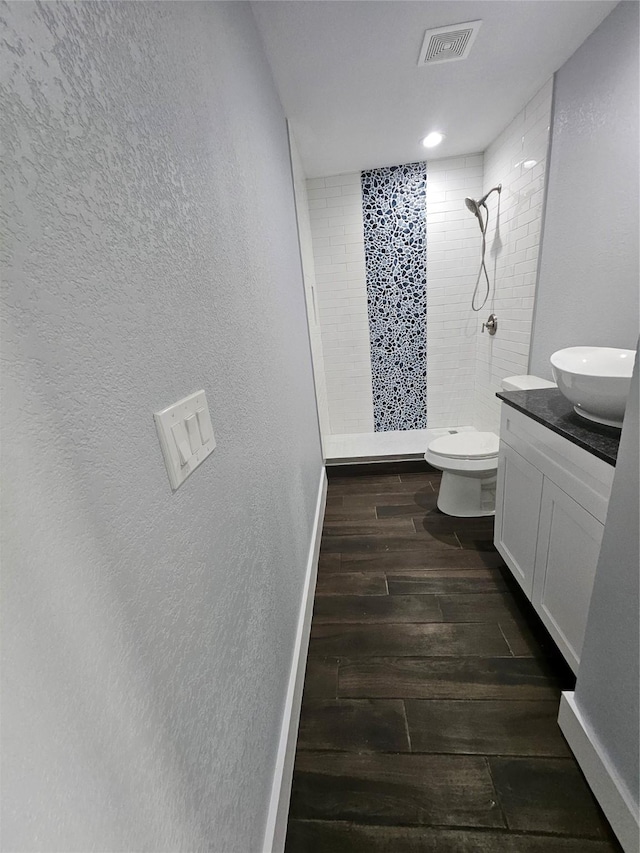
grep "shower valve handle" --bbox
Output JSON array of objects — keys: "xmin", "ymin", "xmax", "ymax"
[{"xmin": 482, "ymin": 314, "xmax": 498, "ymax": 335}]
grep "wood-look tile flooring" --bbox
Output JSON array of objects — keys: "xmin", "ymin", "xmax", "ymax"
[{"xmin": 285, "ymin": 463, "xmax": 622, "ymax": 852}]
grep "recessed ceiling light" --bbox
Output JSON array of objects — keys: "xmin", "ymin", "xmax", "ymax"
[
  {"xmin": 421, "ymin": 132, "xmax": 445, "ymax": 149},
  {"xmin": 523, "ymin": 159, "xmax": 538, "ymax": 169}
]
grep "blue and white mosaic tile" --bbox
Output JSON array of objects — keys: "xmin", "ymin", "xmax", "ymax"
[{"xmin": 361, "ymin": 162, "xmax": 427, "ymax": 431}]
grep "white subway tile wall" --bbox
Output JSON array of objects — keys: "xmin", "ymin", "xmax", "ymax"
[
  {"xmin": 426, "ymin": 155, "xmax": 484, "ymax": 428},
  {"xmin": 304, "ymin": 78, "xmax": 552, "ymax": 442},
  {"xmin": 307, "ymin": 172, "xmax": 374, "ymax": 434},
  {"xmin": 474, "ymin": 78, "xmax": 553, "ymax": 432}
]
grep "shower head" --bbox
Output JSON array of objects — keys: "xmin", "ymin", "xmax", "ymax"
[
  {"xmin": 465, "ymin": 184, "xmax": 502, "ymax": 233},
  {"xmin": 465, "ymin": 184, "xmax": 502, "ymax": 217},
  {"xmin": 465, "ymin": 197, "xmax": 482, "ymax": 218}
]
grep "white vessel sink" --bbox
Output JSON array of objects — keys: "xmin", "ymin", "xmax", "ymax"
[{"xmin": 550, "ymin": 346, "xmax": 635, "ymax": 428}]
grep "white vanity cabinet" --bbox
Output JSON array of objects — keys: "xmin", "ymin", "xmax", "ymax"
[
  {"xmin": 494, "ymin": 404, "xmax": 615, "ymax": 673},
  {"xmin": 495, "ymin": 443, "xmax": 544, "ymax": 599}
]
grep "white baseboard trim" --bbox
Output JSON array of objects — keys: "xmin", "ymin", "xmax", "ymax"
[
  {"xmin": 558, "ymin": 692, "xmax": 640, "ymax": 853},
  {"xmin": 262, "ymin": 467, "xmax": 327, "ymax": 853}
]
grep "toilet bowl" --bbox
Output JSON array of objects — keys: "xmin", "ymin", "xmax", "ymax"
[
  {"xmin": 425, "ymin": 432, "xmax": 499, "ymax": 517},
  {"xmin": 425, "ymin": 375, "xmax": 556, "ymax": 517}
]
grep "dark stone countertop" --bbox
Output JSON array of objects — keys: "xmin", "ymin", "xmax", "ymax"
[{"xmin": 496, "ymin": 388, "xmax": 620, "ymax": 466}]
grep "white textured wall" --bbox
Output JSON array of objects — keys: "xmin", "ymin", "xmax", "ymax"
[
  {"xmin": 425, "ymin": 155, "xmax": 484, "ymax": 428},
  {"xmin": 529, "ymin": 2, "xmax": 640, "ymax": 377},
  {"xmin": 529, "ymin": 5, "xmax": 639, "ymax": 835},
  {"xmin": 289, "ymin": 130, "xmax": 331, "ymax": 442},
  {"xmin": 307, "ymin": 173, "xmax": 374, "ymax": 434},
  {"xmin": 574, "ymin": 351, "xmax": 639, "ymax": 839},
  {"xmin": 474, "ymin": 80, "xmax": 553, "ymax": 432},
  {"xmin": 0, "ymin": 3, "xmax": 323, "ymax": 852}
]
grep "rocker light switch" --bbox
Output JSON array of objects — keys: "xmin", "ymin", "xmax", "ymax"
[
  {"xmin": 154, "ymin": 390, "xmax": 216, "ymax": 491},
  {"xmin": 171, "ymin": 421, "xmax": 192, "ymax": 465},
  {"xmin": 196, "ymin": 408, "xmax": 212, "ymax": 444},
  {"xmin": 185, "ymin": 414, "xmax": 201, "ymax": 454}
]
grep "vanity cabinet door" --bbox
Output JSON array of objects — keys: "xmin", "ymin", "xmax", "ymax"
[
  {"xmin": 494, "ymin": 442, "xmax": 544, "ymax": 598},
  {"xmin": 532, "ymin": 479, "xmax": 604, "ymax": 673}
]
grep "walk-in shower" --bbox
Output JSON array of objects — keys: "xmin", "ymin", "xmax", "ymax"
[{"xmin": 465, "ymin": 184, "xmax": 501, "ymax": 311}]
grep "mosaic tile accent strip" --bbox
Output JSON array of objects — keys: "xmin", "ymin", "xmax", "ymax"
[{"xmin": 361, "ymin": 162, "xmax": 427, "ymax": 431}]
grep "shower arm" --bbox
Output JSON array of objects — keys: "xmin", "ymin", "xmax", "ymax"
[{"xmin": 478, "ymin": 184, "xmax": 502, "ymax": 207}]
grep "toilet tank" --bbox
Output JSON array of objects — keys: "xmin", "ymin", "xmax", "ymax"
[{"xmin": 501, "ymin": 374, "xmax": 557, "ymax": 391}]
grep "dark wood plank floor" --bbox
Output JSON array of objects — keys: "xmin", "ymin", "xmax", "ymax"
[{"xmin": 285, "ymin": 462, "xmax": 623, "ymax": 852}]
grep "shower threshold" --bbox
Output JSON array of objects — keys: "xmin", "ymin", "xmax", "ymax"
[{"xmin": 323, "ymin": 427, "xmax": 476, "ymax": 466}]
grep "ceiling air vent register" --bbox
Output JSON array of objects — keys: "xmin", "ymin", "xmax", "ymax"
[{"xmin": 418, "ymin": 20, "xmax": 482, "ymax": 66}]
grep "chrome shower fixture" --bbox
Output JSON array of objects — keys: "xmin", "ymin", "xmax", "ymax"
[
  {"xmin": 464, "ymin": 184, "xmax": 502, "ymax": 226},
  {"xmin": 464, "ymin": 196, "xmax": 483, "ymax": 219},
  {"xmin": 465, "ymin": 184, "xmax": 502, "ymax": 312},
  {"xmin": 479, "ymin": 184, "xmax": 502, "ymax": 206}
]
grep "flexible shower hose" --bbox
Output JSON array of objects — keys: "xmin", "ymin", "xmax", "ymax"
[{"xmin": 472, "ymin": 203, "xmax": 490, "ymax": 312}]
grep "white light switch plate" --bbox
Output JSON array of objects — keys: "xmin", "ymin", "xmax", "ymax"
[{"xmin": 154, "ymin": 390, "xmax": 216, "ymax": 490}]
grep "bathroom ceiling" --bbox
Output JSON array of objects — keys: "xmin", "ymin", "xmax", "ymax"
[{"xmin": 251, "ymin": 0, "xmax": 617, "ymax": 178}]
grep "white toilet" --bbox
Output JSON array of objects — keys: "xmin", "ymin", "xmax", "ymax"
[{"xmin": 425, "ymin": 375, "xmax": 556, "ymax": 517}]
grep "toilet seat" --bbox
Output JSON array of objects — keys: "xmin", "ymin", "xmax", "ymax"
[{"xmin": 427, "ymin": 431, "xmax": 499, "ymax": 461}]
